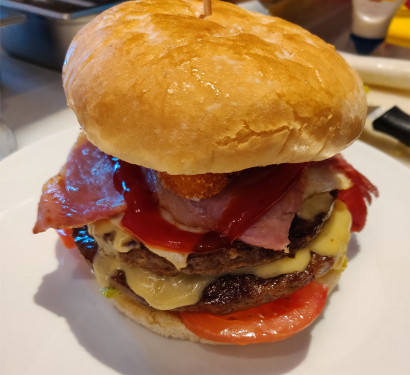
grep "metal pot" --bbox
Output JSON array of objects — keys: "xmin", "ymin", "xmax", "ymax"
[{"xmin": 0, "ymin": 0, "xmax": 121, "ymax": 70}]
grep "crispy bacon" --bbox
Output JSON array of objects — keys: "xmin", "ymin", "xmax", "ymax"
[
  {"xmin": 123, "ymin": 164, "xmax": 307, "ymax": 251},
  {"xmin": 33, "ymin": 134, "xmax": 125, "ymax": 233},
  {"xmin": 146, "ymin": 167, "xmax": 307, "ymax": 250},
  {"xmin": 33, "ymin": 134, "xmax": 377, "ymax": 250}
]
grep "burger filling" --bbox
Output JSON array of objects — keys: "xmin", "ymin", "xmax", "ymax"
[
  {"xmin": 73, "ymin": 196, "xmax": 350, "ymax": 314},
  {"xmin": 34, "ymin": 135, "xmax": 377, "ymax": 319}
]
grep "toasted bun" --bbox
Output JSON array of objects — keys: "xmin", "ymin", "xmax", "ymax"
[
  {"xmin": 63, "ymin": 0, "xmax": 366, "ymax": 174},
  {"xmin": 111, "ymin": 293, "xmax": 216, "ymax": 344},
  {"xmin": 109, "ymin": 267, "xmax": 343, "ymax": 344}
]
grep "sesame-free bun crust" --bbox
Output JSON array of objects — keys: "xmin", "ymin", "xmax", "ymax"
[
  {"xmin": 63, "ymin": 0, "xmax": 366, "ymax": 174},
  {"xmin": 111, "ymin": 293, "xmax": 216, "ymax": 344}
]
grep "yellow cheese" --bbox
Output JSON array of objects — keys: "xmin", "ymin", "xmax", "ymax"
[
  {"xmin": 89, "ymin": 217, "xmax": 135, "ymax": 253},
  {"xmin": 146, "ymin": 247, "xmax": 190, "ymax": 270},
  {"xmin": 93, "ymin": 246, "xmax": 311, "ymax": 310},
  {"xmin": 90, "ymin": 218, "xmax": 213, "ymax": 310},
  {"xmin": 91, "ymin": 200, "xmax": 352, "ymax": 311},
  {"xmin": 88, "ymin": 219, "xmax": 114, "ymax": 240},
  {"xmin": 297, "ymin": 192, "xmax": 334, "ymax": 221},
  {"xmin": 234, "ymin": 248, "xmax": 311, "ymax": 279},
  {"xmin": 89, "ymin": 213, "xmax": 193, "ymax": 269},
  {"xmin": 93, "ymin": 253, "xmax": 215, "ymax": 310},
  {"xmin": 308, "ymin": 200, "xmax": 351, "ymax": 258}
]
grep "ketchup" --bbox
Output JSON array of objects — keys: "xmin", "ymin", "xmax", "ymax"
[
  {"xmin": 113, "ymin": 159, "xmax": 226, "ymax": 253},
  {"xmin": 216, "ymin": 163, "xmax": 307, "ymax": 240},
  {"xmin": 113, "ymin": 158, "xmax": 306, "ymax": 254},
  {"xmin": 114, "ymin": 159, "xmax": 201, "ymax": 252}
]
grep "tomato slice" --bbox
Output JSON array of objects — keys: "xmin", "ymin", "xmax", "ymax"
[
  {"xmin": 179, "ymin": 282, "xmax": 328, "ymax": 345},
  {"xmin": 56, "ymin": 228, "xmax": 76, "ymax": 249}
]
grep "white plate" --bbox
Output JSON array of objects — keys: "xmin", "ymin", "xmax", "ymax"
[{"xmin": 1, "ymin": 127, "xmax": 409, "ymax": 375}]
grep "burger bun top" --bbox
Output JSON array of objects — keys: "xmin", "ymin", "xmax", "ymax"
[{"xmin": 63, "ymin": 0, "xmax": 366, "ymax": 175}]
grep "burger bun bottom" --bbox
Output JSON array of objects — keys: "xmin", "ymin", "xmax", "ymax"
[{"xmin": 110, "ymin": 268, "xmax": 343, "ymax": 345}]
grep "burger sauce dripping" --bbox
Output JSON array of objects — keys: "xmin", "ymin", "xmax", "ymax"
[
  {"xmin": 113, "ymin": 158, "xmax": 307, "ymax": 254},
  {"xmin": 113, "ymin": 159, "xmax": 208, "ymax": 253},
  {"xmin": 216, "ymin": 163, "xmax": 308, "ymax": 240}
]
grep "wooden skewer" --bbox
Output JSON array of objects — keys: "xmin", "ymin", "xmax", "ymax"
[{"xmin": 203, "ymin": 0, "xmax": 212, "ymax": 17}]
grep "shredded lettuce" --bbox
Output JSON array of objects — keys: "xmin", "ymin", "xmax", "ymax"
[{"xmin": 100, "ymin": 287, "xmax": 119, "ymax": 298}]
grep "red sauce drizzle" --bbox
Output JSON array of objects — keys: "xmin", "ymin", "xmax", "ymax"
[
  {"xmin": 216, "ymin": 163, "xmax": 308, "ymax": 240},
  {"xmin": 113, "ymin": 159, "xmax": 203, "ymax": 252},
  {"xmin": 113, "ymin": 158, "xmax": 306, "ymax": 254}
]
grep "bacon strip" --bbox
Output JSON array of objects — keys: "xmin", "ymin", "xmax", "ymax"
[
  {"xmin": 33, "ymin": 134, "xmax": 125, "ymax": 233},
  {"xmin": 325, "ymin": 154, "xmax": 379, "ymax": 203},
  {"xmin": 33, "ymin": 135, "xmax": 377, "ymax": 249},
  {"xmin": 327, "ymin": 154, "xmax": 379, "ymax": 232},
  {"xmin": 146, "ymin": 167, "xmax": 307, "ymax": 251},
  {"xmin": 217, "ymin": 163, "xmax": 307, "ymax": 241}
]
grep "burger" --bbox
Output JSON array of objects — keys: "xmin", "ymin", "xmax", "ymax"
[{"xmin": 33, "ymin": 0, "xmax": 378, "ymax": 345}]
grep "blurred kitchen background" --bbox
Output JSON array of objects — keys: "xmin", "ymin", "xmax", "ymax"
[{"xmin": 1, "ymin": 0, "xmax": 409, "ymax": 161}]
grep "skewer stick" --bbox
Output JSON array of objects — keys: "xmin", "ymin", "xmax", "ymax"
[{"xmin": 203, "ymin": 0, "xmax": 212, "ymax": 17}]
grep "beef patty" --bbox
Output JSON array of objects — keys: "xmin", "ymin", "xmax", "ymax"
[
  {"xmin": 72, "ymin": 210, "xmax": 335, "ymax": 314},
  {"xmin": 72, "ymin": 209, "xmax": 330, "ymax": 277},
  {"xmin": 109, "ymin": 252, "xmax": 334, "ymax": 315}
]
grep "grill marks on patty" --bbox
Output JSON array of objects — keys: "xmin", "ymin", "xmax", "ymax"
[
  {"xmin": 72, "ymin": 210, "xmax": 333, "ymax": 314},
  {"xmin": 120, "ymin": 243, "xmax": 293, "ymax": 276},
  {"xmin": 73, "ymin": 209, "xmax": 328, "ymax": 277},
  {"xmin": 73, "ymin": 226, "xmax": 293, "ymax": 276},
  {"xmin": 109, "ymin": 253, "xmax": 334, "ymax": 315},
  {"xmin": 189, "ymin": 253, "xmax": 334, "ymax": 314}
]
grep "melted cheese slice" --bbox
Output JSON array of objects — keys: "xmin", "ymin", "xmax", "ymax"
[
  {"xmin": 233, "ymin": 248, "xmax": 311, "ymax": 279},
  {"xmin": 89, "ymin": 215, "xmax": 191, "ymax": 270},
  {"xmin": 93, "ymin": 254, "xmax": 215, "ymax": 310},
  {"xmin": 297, "ymin": 192, "xmax": 334, "ymax": 221},
  {"xmin": 90, "ymin": 200, "xmax": 352, "ymax": 311},
  {"xmin": 308, "ymin": 199, "xmax": 351, "ymax": 258}
]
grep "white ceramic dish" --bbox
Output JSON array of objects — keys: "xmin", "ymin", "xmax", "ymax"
[{"xmin": 1, "ymin": 127, "xmax": 409, "ymax": 375}]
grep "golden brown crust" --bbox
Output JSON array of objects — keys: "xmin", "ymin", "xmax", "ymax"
[
  {"xmin": 158, "ymin": 172, "xmax": 229, "ymax": 199},
  {"xmin": 111, "ymin": 293, "xmax": 219, "ymax": 344},
  {"xmin": 63, "ymin": 0, "xmax": 366, "ymax": 174}
]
